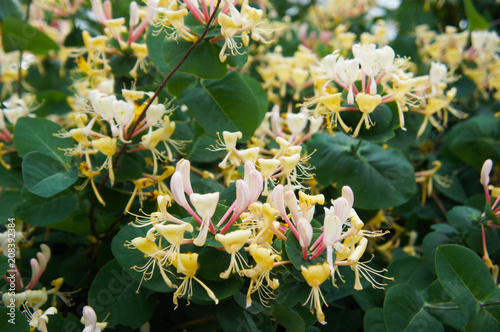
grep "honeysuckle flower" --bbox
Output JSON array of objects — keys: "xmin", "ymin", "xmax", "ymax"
[
  {"xmin": 211, "ymin": 131, "xmax": 242, "ymax": 169},
  {"xmin": 353, "ymin": 92, "xmax": 382, "ymax": 137},
  {"xmin": 25, "ymin": 306, "xmax": 57, "ymax": 332},
  {"xmin": 190, "ymin": 192, "xmax": 219, "ymax": 246},
  {"xmin": 336, "ymin": 57, "xmax": 360, "ymax": 105},
  {"xmin": 81, "ymin": 305, "xmax": 108, "ymax": 332},
  {"xmin": 258, "ymin": 158, "xmax": 281, "ymax": 195},
  {"xmin": 215, "ymin": 229, "xmax": 252, "ymax": 279},
  {"xmin": 170, "ymin": 253, "xmax": 218, "ymax": 307},
  {"xmin": 154, "ymin": 8, "xmax": 196, "ymax": 41},
  {"xmin": 301, "ymin": 262, "xmax": 330, "ymax": 325},
  {"xmin": 127, "ymin": 236, "xmax": 175, "ymax": 289},
  {"xmin": 243, "ymin": 244, "xmax": 281, "ymax": 308},
  {"xmin": 344, "ymin": 237, "xmax": 393, "ymax": 290},
  {"xmin": 92, "ymin": 137, "xmax": 117, "ymax": 185}
]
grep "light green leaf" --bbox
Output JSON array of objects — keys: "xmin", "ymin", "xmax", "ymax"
[
  {"xmin": 384, "ymin": 284, "xmax": 444, "ymax": 332},
  {"xmin": 464, "ymin": 0, "xmax": 489, "ymax": 30},
  {"xmin": 13, "ymin": 191, "xmax": 77, "ymax": 226},
  {"xmin": 22, "ymin": 152, "xmax": 78, "ymax": 197},
  {"xmin": 180, "ymin": 71, "xmax": 267, "ymax": 140},
  {"xmin": 1, "ymin": 17, "xmax": 59, "ymax": 55},
  {"xmin": 307, "ymin": 133, "xmax": 416, "ymax": 209},
  {"xmin": 13, "ymin": 117, "xmax": 74, "ymax": 165},
  {"xmin": 435, "ymin": 244, "xmax": 500, "ymax": 322},
  {"xmin": 88, "ymin": 259, "xmax": 155, "ymax": 329}
]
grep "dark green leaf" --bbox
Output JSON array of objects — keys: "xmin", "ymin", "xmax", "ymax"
[
  {"xmin": 163, "ymin": 38, "xmax": 227, "ymax": 79},
  {"xmin": 14, "ymin": 191, "xmax": 77, "ymax": 226},
  {"xmin": 0, "ymin": 190, "xmax": 22, "ymax": 223},
  {"xmin": 22, "ymin": 152, "xmax": 78, "ymax": 197},
  {"xmin": 111, "ymin": 224, "xmax": 175, "ymax": 293},
  {"xmin": 0, "ymin": 255, "xmax": 9, "ymax": 278},
  {"xmin": 386, "ymin": 257, "xmax": 435, "ymax": 291},
  {"xmin": 0, "ymin": 307, "xmax": 29, "ymax": 332},
  {"xmin": 0, "ymin": 0, "xmax": 22, "ymax": 21},
  {"xmin": 1, "ymin": 17, "xmax": 59, "ymax": 55},
  {"xmin": 422, "ymin": 225, "xmax": 459, "ymax": 272},
  {"xmin": 180, "ymin": 71, "xmax": 267, "ymax": 140},
  {"xmin": 284, "ymin": 229, "xmax": 328, "ymax": 270},
  {"xmin": 435, "ymin": 244, "xmax": 500, "ymax": 321},
  {"xmin": 363, "ymin": 308, "xmax": 386, "ymax": 332},
  {"xmin": 384, "ymin": 284, "xmax": 444, "ymax": 332},
  {"xmin": 308, "ymin": 133, "xmax": 416, "ymax": 209},
  {"xmin": 339, "ymin": 103, "xmax": 399, "ymax": 143},
  {"xmin": 445, "ymin": 115, "xmax": 500, "ymax": 170},
  {"xmin": 421, "ymin": 280, "xmax": 468, "ymax": 330},
  {"xmin": 88, "ymin": 259, "xmax": 155, "ymax": 329},
  {"xmin": 13, "ymin": 117, "xmax": 74, "ymax": 165},
  {"xmin": 265, "ymin": 304, "xmax": 305, "ymax": 332}
]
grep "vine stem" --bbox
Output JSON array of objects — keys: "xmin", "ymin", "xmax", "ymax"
[{"xmin": 88, "ymin": 2, "xmax": 222, "ymax": 240}]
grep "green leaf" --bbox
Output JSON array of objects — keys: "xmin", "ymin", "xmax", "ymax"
[
  {"xmin": 163, "ymin": 38, "xmax": 227, "ymax": 79},
  {"xmin": 14, "ymin": 191, "xmax": 77, "ymax": 226},
  {"xmin": 216, "ymin": 297, "xmax": 273, "ymax": 332},
  {"xmin": 111, "ymin": 224, "xmax": 175, "ymax": 293},
  {"xmin": 0, "ymin": 255, "xmax": 9, "ymax": 278},
  {"xmin": 41, "ymin": 313, "xmax": 81, "ymax": 332},
  {"xmin": 435, "ymin": 244, "xmax": 500, "ymax": 322},
  {"xmin": 186, "ymin": 135, "xmax": 224, "ymax": 163},
  {"xmin": 1, "ymin": 17, "xmax": 59, "ymax": 55},
  {"xmin": 145, "ymin": 25, "xmax": 171, "ymax": 75},
  {"xmin": 384, "ymin": 284, "xmax": 444, "ymax": 332},
  {"xmin": 464, "ymin": 0, "xmax": 490, "ymax": 30},
  {"xmin": 445, "ymin": 115, "xmax": 500, "ymax": 170},
  {"xmin": 339, "ymin": 103, "xmax": 399, "ymax": 143},
  {"xmin": 363, "ymin": 308, "xmax": 386, "ymax": 332},
  {"xmin": 22, "ymin": 152, "xmax": 78, "ymax": 197},
  {"xmin": 264, "ymin": 304, "xmax": 305, "ymax": 332},
  {"xmin": 88, "ymin": 259, "xmax": 155, "ymax": 329},
  {"xmin": 0, "ymin": 190, "xmax": 22, "ymax": 224},
  {"xmin": 0, "ymin": 166, "xmax": 23, "ymax": 189},
  {"xmin": 422, "ymin": 225, "xmax": 459, "ymax": 272},
  {"xmin": 284, "ymin": 230, "xmax": 328, "ymax": 270},
  {"xmin": 421, "ymin": 280, "xmax": 468, "ymax": 330},
  {"xmin": 0, "ymin": 307, "xmax": 29, "ymax": 332},
  {"xmin": 0, "ymin": 0, "xmax": 22, "ymax": 21},
  {"xmin": 386, "ymin": 257, "xmax": 435, "ymax": 291},
  {"xmin": 180, "ymin": 71, "xmax": 268, "ymax": 140},
  {"xmin": 307, "ymin": 133, "xmax": 416, "ymax": 209},
  {"xmin": 13, "ymin": 117, "xmax": 74, "ymax": 165},
  {"xmin": 446, "ymin": 206, "xmax": 499, "ymax": 254}
]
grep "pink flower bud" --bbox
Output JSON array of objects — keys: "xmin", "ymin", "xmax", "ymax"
[{"xmin": 297, "ymin": 218, "xmax": 313, "ymax": 248}]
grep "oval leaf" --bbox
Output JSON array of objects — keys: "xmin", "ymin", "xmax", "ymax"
[
  {"xmin": 163, "ymin": 38, "xmax": 227, "ymax": 79},
  {"xmin": 88, "ymin": 259, "xmax": 155, "ymax": 329},
  {"xmin": 435, "ymin": 244, "xmax": 500, "ymax": 320},
  {"xmin": 384, "ymin": 284, "xmax": 444, "ymax": 332},
  {"xmin": 1, "ymin": 17, "xmax": 59, "ymax": 55},
  {"xmin": 13, "ymin": 117, "xmax": 74, "ymax": 164},
  {"xmin": 180, "ymin": 71, "xmax": 267, "ymax": 139},
  {"xmin": 308, "ymin": 132, "xmax": 416, "ymax": 209},
  {"xmin": 22, "ymin": 152, "xmax": 78, "ymax": 197}
]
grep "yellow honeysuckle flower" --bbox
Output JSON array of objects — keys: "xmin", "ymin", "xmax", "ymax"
[{"xmin": 301, "ymin": 262, "xmax": 330, "ymax": 325}]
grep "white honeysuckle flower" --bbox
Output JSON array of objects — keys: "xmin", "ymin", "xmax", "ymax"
[
  {"xmin": 336, "ymin": 57, "xmax": 360, "ymax": 104},
  {"xmin": 286, "ymin": 112, "xmax": 308, "ymax": 136},
  {"xmin": 190, "ymin": 192, "xmax": 219, "ymax": 246}
]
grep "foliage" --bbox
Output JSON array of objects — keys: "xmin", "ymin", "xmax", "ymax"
[{"xmin": 0, "ymin": 0, "xmax": 499, "ymax": 331}]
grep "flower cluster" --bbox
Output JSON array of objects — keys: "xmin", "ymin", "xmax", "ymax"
[{"xmin": 126, "ymin": 156, "xmax": 390, "ymax": 324}]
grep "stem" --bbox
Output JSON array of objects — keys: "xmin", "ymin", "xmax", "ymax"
[
  {"xmin": 351, "ymin": 140, "xmax": 362, "ymax": 154},
  {"xmin": 87, "ymin": 1, "xmax": 222, "ymax": 240}
]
